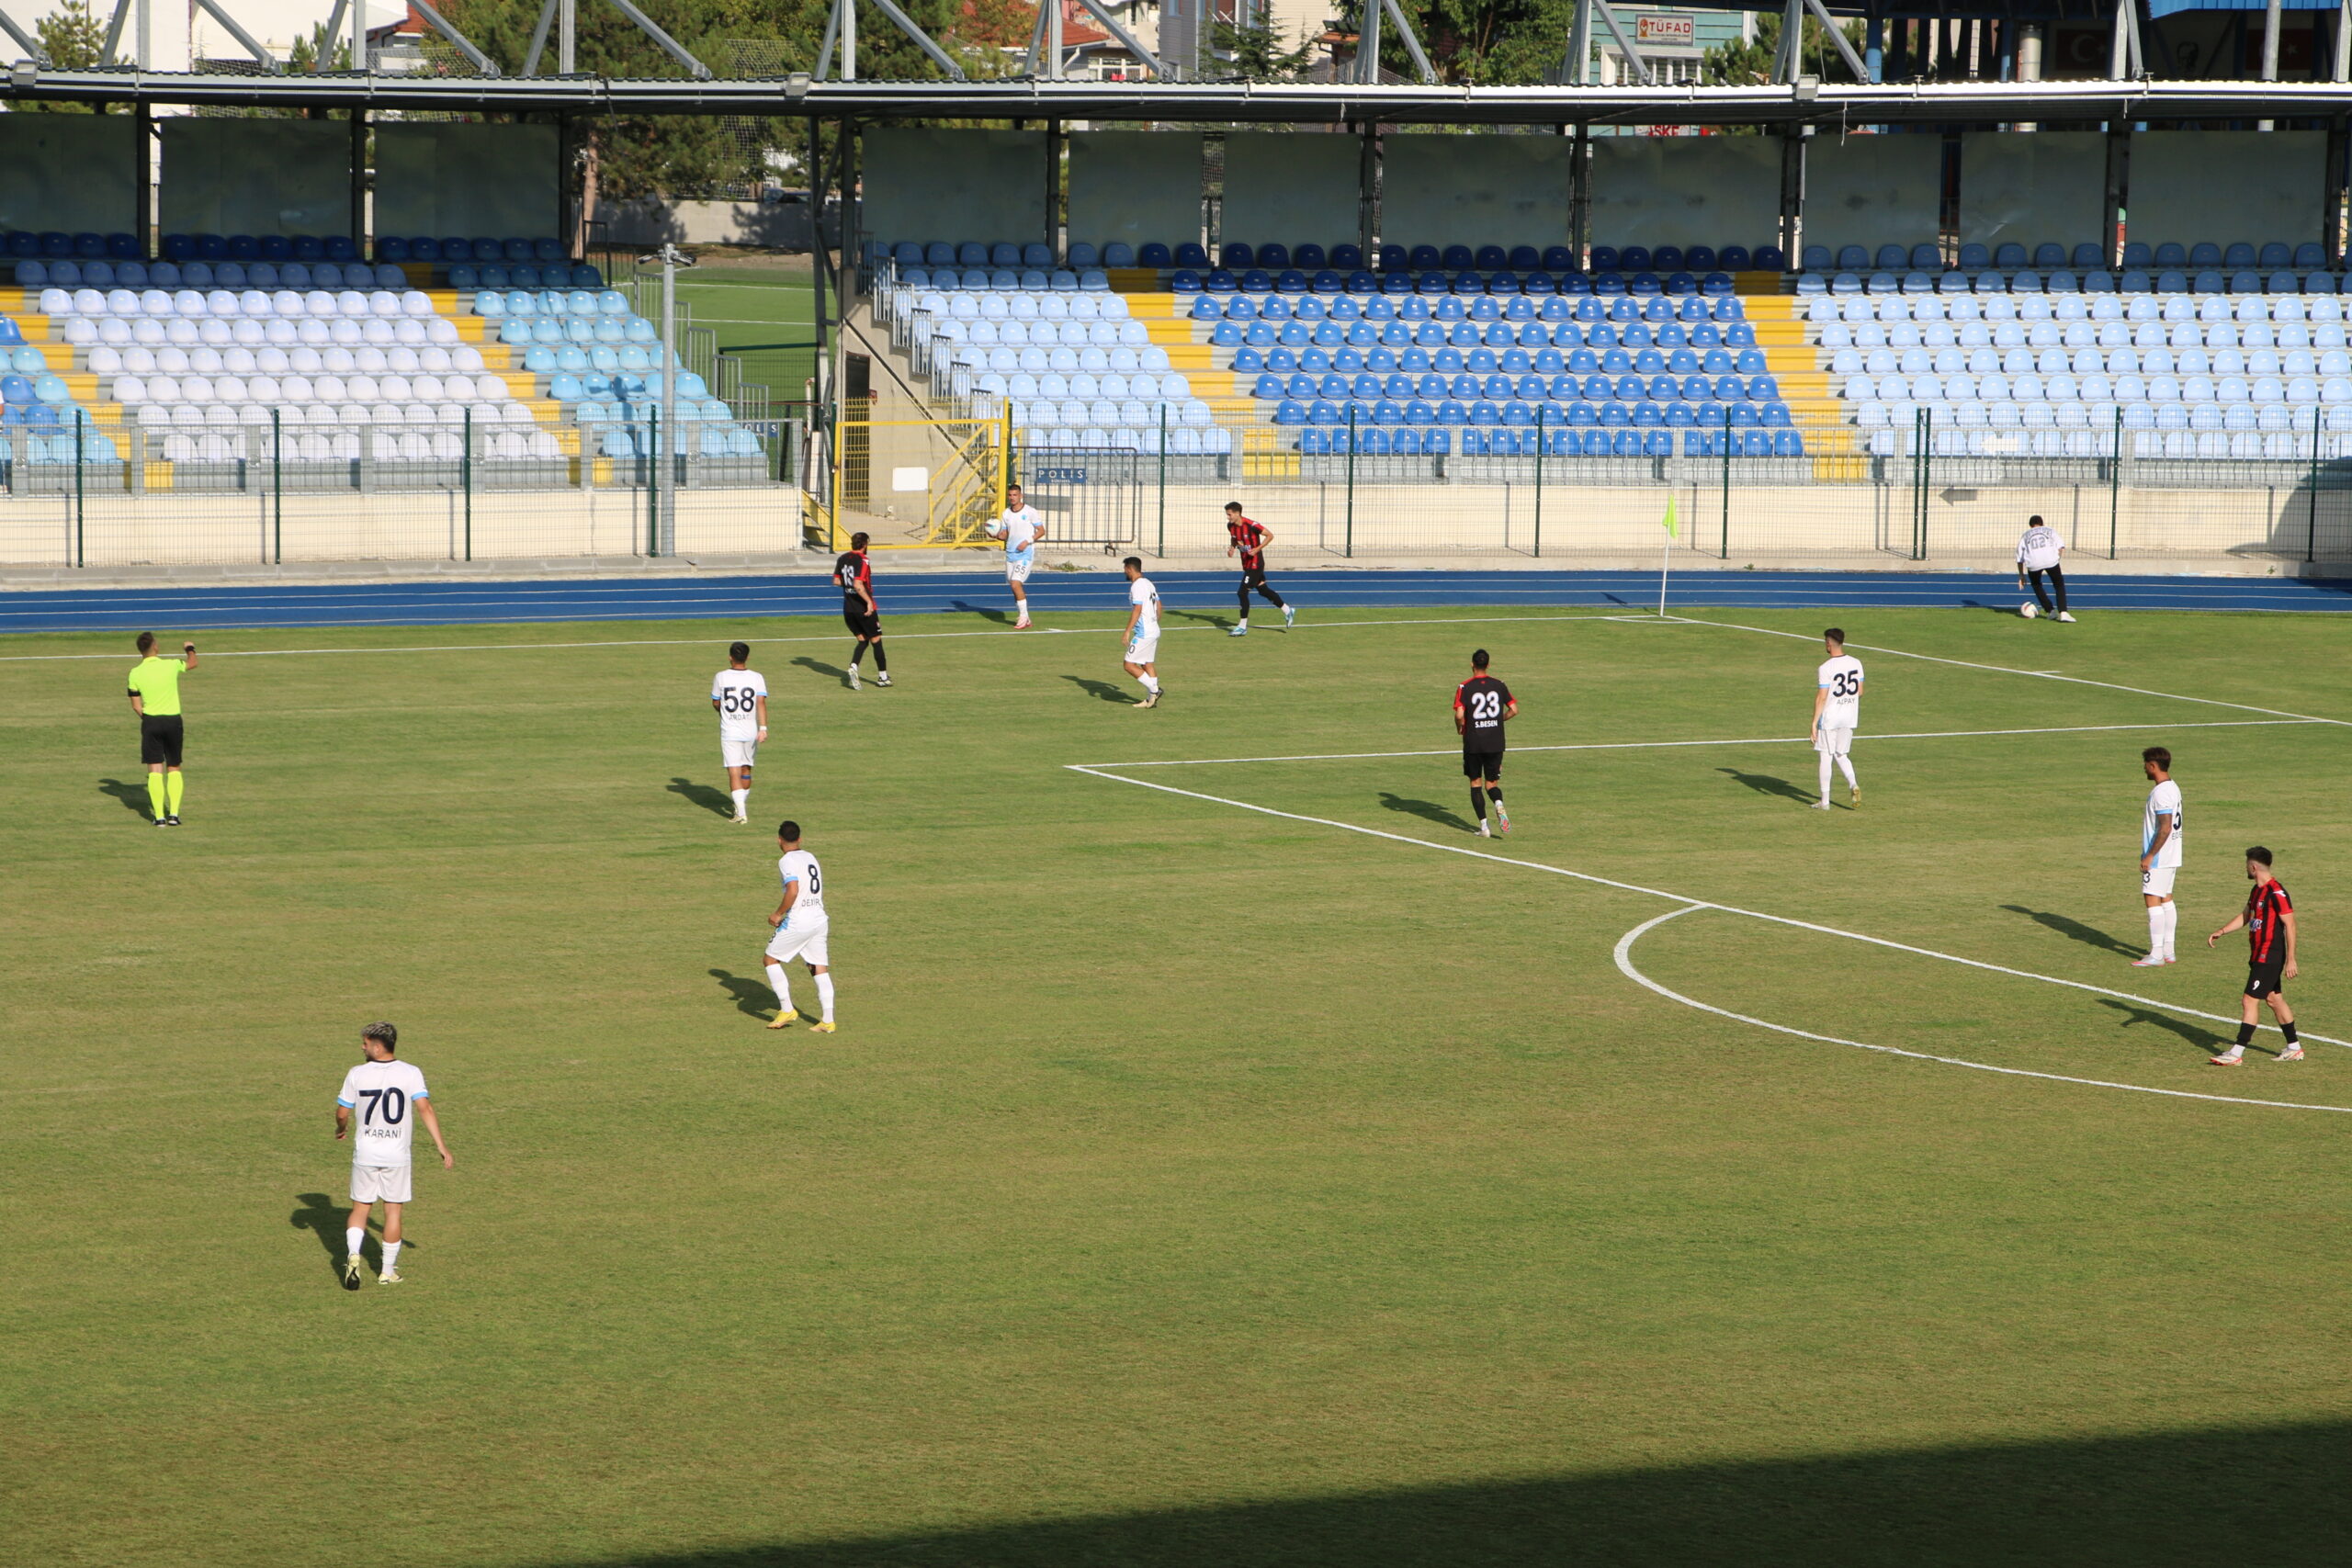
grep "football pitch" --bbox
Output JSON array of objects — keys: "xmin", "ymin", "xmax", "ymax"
[{"xmin": 6, "ymin": 596, "xmax": 2351, "ymax": 1565}]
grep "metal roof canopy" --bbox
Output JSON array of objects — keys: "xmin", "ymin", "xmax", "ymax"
[{"xmin": 8, "ymin": 72, "xmax": 2352, "ymax": 124}]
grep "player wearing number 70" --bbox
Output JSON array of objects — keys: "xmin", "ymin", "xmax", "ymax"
[{"xmin": 334, "ymin": 1022, "xmax": 452, "ymax": 1289}]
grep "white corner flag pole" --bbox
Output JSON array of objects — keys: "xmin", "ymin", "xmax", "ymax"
[{"xmin": 1658, "ymin": 530, "xmax": 1670, "ymax": 617}]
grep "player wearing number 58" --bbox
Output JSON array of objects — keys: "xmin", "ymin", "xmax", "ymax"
[
  {"xmin": 334, "ymin": 1022, "xmax": 453, "ymax": 1289},
  {"xmin": 711, "ymin": 642, "xmax": 769, "ymax": 825}
]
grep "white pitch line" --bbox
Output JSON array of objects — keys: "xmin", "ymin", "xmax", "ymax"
[
  {"xmin": 1079, "ymin": 717, "xmax": 2324, "ymax": 771},
  {"xmin": 0, "ymin": 612, "xmax": 1629, "ymax": 662},
  {"xmin": 1612, "ymin": 907, "xmax": 2349, "ymax": 1115},
  {"xmin": 1673, "ymin": 613, "xmax": 2352, "ymax": 728},
  {"xmin": 1065, "ymin": 764, "xmax": 2352, "ymax": 1060}
]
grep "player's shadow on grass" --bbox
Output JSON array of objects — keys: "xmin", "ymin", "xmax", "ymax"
[
  {"xmin": 1715, "ymin": 766, "xmax": 1817, "ymax": 806},
  {"xmin": 2097, "ymin": 997, "xmax": 2234, "ymax": 1055},
  {"xmin": 288, "ymin": 1191, "xmax": 382, "ymax": 1283},
  {"xmin": 1062, "ymin": 675, "xmax": 1135, "ymax": 705},
  {"xmin": 948, "ymin": 600, "xmax": 1012, "ymax": 624},
  {"xmin": 2003, "ymin": 904, "xmax": 2140, "ymax": 957},
  {"xmin": 537, "ymin": 1416, "xmax": 2352, "ymax": 1566},
  {"xmin": 1378, "ymin": 792, "xmax": 1474, "ymax": 832},
  {"xmin": 1164, "ymin": 607, "xmax": 1227, "ymax": 628},
  {"xmin": 792, "ymin": 656, "xmax": 850, "ymax": 683},
  {"xmin": 667, "ymin": 777, "xmax": 735, "ymax": 818},
  {"xmin": 711, "ymin": 968, "xmax": 781, "ymax": 1021},
  {"xmin": 97, "ymin": 777, "xmax": 152, "ymax": 816}
]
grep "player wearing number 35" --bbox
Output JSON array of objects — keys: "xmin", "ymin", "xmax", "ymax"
[
  {"xmin": 1811, "ymin": 628, "xmax": 1864, "ymax": 811},
  {"xmin": 334, "ymin": 1022, "xmax": 453, "ymax": 1289}
]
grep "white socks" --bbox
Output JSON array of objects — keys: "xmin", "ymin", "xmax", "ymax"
[
  {"xmin": 730, "ymin": 787, "xmax": 747, "ymax": 817},
  {"xmin": 2149, "ymin": 902, "xmax": 2177, "ymax": 960},
  {"xmin": 1818, "ymin": 752, "xmax": 1833, "ymax": 800},
  {"xmin": 1139, "ymin": 673, "xmax": 1160, "ymax": 694},
  {"xmin": 1836, "ymin": 755, "xmax": 1858, "ymax": 790},
  {"xmin": 814, "ymin": 973, "xmax": 835, "ymax": 1022},
  {"xmin": 381, "ymin": 1239, "xmax": 401, "ymax": 1273},
  {"xmin": 765, "ymin": 962, "xmax": 792, "ymax": 1013},
  {"xmin": 346, "ymin": 1226, "xmax": 364, "ymax": 1258}
]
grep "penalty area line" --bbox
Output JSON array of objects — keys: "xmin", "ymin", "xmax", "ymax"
[
  {"xmin": 1076, "ymin": 717, "xmax": 2323, "ymax": 771},
  {"xmin": 1613, "ymin": 907, "xmax": 2351, "ymax": 1114},
  {"xmin": 1066, "ymin": 764, "xmax": 2352, "ymax": 1062}
]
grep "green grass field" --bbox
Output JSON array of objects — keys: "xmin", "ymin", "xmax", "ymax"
[
  {"xmin": 7, "ymin": 602, "xmax": 2352, "ymax": 1565},
  {"xmin": 672, "ymin": 266, "xmax": 820, "ymax": 410}
]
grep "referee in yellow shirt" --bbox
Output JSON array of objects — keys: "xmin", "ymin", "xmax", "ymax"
[{"xmin": 127, "ymin": 631, "xmax": 198, "ymax": 826}]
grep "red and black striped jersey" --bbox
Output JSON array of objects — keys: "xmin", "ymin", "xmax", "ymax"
[
  {"xmin": 832, "ymin": 549, "xmax": 873, "ymax": 604},
  {"xmin": 2246, "ymin": 879, "xmax": 2294, "ymax": 964},
  {"xmin": 1227, "ymin": 517, "xmax": 1269, "ymax": 570}
]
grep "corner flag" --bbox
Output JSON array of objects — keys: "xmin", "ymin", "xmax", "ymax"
[{"xmin": 1660, "ymin": 494, "xmax": 1679, "ymax": 539}]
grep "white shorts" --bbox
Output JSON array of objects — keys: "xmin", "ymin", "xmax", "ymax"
[
  {"xmin": 1814, "ymin": 725, "xmax": 1854, "ymax": 756},
  {"xmin": 765, "ymin": 919, "xmax": 831, "ymax": 967},
  {"xmin": 1005, "ymin": 557, "xmax": 1033, "ymax": 583},
  {"xmin": 2143, "ymin": 865, "xmax": 2177, "ymax": 898},
  {"xmin": 351, "ymin": 1164, "xmax": 413, "ymax": 1204},
  {"xmin": 1125, "ymin": 634, "xmax": 1159, "ymax": 666},
  {"xmin": 721, "ymin": 737, "xmax": 758, "ymax": 769}
]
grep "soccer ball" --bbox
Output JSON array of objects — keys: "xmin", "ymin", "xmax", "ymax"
[
  {"xmin": 2019, "ymin": 602, "xmax": 2040, "ymax": 619},
  {"xmin": 982, "ymin": 517, "xmax": 1006, "ymax": 539}
]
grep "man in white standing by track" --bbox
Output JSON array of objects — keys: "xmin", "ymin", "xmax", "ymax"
[
  {"xmin": 1121, "ymin": 555, "xmax": 1164, "ymax": 708},
  {"xmin": 334, "ymin": 1022, "xmax": 453, "ymax": 1289},
  {"xmin": 2134, "ymin": 746, "xmax": 2184, "ymax": 968},
  {"xmin": 1809, "ymin": 627, "xmax": 1863, "ymax": 810},
  {"xmin": 2016, "ymin": 513, "xmax": 2075, "ymax": 622},
  {"xmin": 983, "ymin": 481, "xmax": 1044, "ymax": 629},
  {"xmin": 710, "ymin": 641, "xmax": 768, "ymax": 825},
  {"xmin": 764, "ymin": 819, "xmax": 836, "ymax": 1032}
]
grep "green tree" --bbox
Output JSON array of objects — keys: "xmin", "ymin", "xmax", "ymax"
[
  {"xmin": 1211, "ymin": 14, "xmax": 1315, "ymax": 82},
  {"xmin": 25, "ymin": 0, "xmax": 111, "ymax": 111},
  {"xmin": 1703, "ymin": 11, "xmax": 1860, "ymax": 86}
]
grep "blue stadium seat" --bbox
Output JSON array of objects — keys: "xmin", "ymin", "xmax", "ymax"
[
  {"xmin": 2032, "ymin": 243, "xmax": 2065, "ymax": 267},
  {"xmin": 1753, "ymin": 246, "xmax": 1785, "ymax": 271},
  {"xmin": 2294, "ymin": 242, "xmax": 2327, "ymax": 269},
  {"xmin": 1220, "ymin": 243, "xmax": 1253, "ymax": 267},
  {"xmin": 1589, "ymin": 245, "xmax": 1622, "ymax": 272},
  {"xmin": 1022, "ymin": 243, "xmax": 1054, "ymax": 267},
  {"xmin": 1102, "ymin": 243, "xmax": 1135, "ymax": 266},
  {"xmin": 2222, "ymin": 242, "xmax": 2256, "ymax": 267},
  {"xmin": 1136, "ymin": 243, "xmax": 1170, "ymax": 266},
  {"xmin": 1294, "ymin": 243, "xmax": 1327, "ymax": 269},
  {"xmin": 1174, "ymin": 243, "xmax": 1209, "ymax": 267},
  {"xmin": 1332, "ymin": 244, "xmax": 1363, "ymax": 269},
  {"xmin": 1442, "ymin": 244, "xmax": 1475, "ymax": 269}
]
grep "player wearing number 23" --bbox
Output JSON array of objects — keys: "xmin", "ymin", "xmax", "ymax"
[
  {"xmin": 334, "ymin": 1021, "xmax": 453, "ymax": 1288},
  {"xmin": 1454, "ymin": 648, "xmax": 1516, "ymax": 838}
]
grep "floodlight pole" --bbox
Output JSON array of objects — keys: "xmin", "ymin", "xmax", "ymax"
[
  {"xmin": 1564, "ymin": 0, "xmax": 1591, "ymax": 85},
  {"xmin": 352, "ymin": 0, "xmax": 366, "ymax": 73},
  {"xmin": 560, "ymin": 0, "xmax": 574, "ymax": 73},
  {"xmin": 1593, "ymin": 0, "xmax": 1654, "ymax": 86},
  {"xmin": 523, "ymin": 0, "xmax": 556, "ymax": 73},
  {"xmin": 100, "ymin": 0, "xmax": 130, "ymax": 65},
  {"xmin": 1355, "ymin": 0, "xmax": 1380, "ymax": 84},
  {"xmin": 646, "ymin": 242, "xmax": 692, "ymax": 555}
]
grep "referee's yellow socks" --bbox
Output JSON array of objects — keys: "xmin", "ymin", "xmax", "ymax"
[
  {"xmin": 145, "ymin": 774, "xmax": 166, "ymax": 818},
  {"xmin": 165, "ymin": 773, "xmax": 184, "ymax": 816}
]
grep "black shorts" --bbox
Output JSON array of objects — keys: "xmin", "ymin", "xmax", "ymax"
[
  {"xmin": 2245, "ymin": 960, "xmax": 2288, "ymax": 999},
  {"xmin": 1240, "ymin": 565, "xmax": 1270, "ymax": 586},
  {"xmin": 842, "ymin": 604, "xmax": 881, "ymax": 639},
  {"xmin": 140, "ymin": 714, "xmax": 185, "ymax": 766},
  {"xmin": 1463, "ymin": 747, "xmax": 1502, "ymax": 782}
]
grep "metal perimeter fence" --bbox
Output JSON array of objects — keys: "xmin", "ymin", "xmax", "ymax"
[{"xmin": 0, "ymin": 407, "xmax": 818, "ymax": 567}]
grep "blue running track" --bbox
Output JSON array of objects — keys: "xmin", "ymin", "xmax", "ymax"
[{"xmin": 1, "ymin": 569, "xmax": 2347, "ymax": 635}]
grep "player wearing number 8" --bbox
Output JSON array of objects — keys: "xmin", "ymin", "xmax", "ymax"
[
  {"xmin": 1811, "ymin": 628, "xmax": 1864, "ymax": 811},
  {"xmin": 764, "ymin": 821, "xmax": 837, "ymax": 1032},
  {"xmin": 334, "ymin": 1022, "xmax": 453, "ymax": 1289},
  {"xmin": 1453, "ymin": 649, "xmax": 1517, "ymax": 838}
]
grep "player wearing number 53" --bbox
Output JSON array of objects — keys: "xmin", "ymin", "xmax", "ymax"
[{"xmin": 334, "ymin": 1022, "xmax": 453, "ymax": 1289}]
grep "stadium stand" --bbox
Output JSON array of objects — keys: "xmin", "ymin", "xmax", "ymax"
[{"xmin": 876, "ymin": 232, "xmax": 2352, "ymax": 464}]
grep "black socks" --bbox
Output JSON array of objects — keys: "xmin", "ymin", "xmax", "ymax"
[
  {"xmin": 1470, "ymin": 788, "xmax": 1487, "ymax": 821},
  {"xmin": 2238, "ymin": 1022, "xmax": 2258, "ymax": 1047},
  {"xmin": 2282, "ymin": 1021, "xmax": 2300, "ymax": 1044}
]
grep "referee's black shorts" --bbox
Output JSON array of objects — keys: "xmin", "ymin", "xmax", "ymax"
[
  {"xmin": 2245, "ymin": 959, "xmax": 2288, "ymax": 999},
  {"xmin": 842, "ymin": 604, "xmax": 882, "ymax": 639},
  {"xmin": 140, "ymin": 714, "xmax": 185, "ymax": 767},
  {"xmin": 1462, "ymin": 746, "xmax": 1502, "ymax": 782}
]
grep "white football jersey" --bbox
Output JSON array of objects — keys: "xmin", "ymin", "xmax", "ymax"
[
  {"xmin": 1817, "ymin": 653, "xmax": 1864, "ymax": 730},
  {"xmin": 1128, "ymin": 575, "xmax": 1161, "ymax": 636},
  {"xmin": 991, "ymin": 506, "xmax": 1041, "ymax": 558},
  {"xmin": 338, "ymin": 1059, "xmax": 431, "ymax": 1168},
  {"xmin": 778, "ymin": 848, "xmax": 826, "ymax": 925},
  {"xmin": 2018, "ymin": 525, "xmax": 2064, "ymax": 571},
  {"xmin": 2143, "ymin": 779, "xmax": 2184, "ymax": 868},
  {"xmin": 711, "ymin": 668, "xmax": 767, "ymax": 741}
]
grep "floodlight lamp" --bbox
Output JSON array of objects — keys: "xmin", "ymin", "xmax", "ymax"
[
  {"xmin": 786, "ymin": 71, "xmax": 811, "ymax": 98},
  {"xmin": 1793, "ymin": 74, "xmax": 1819, "ymax": 102},
  {"xmin": 10, "ymin": 62, "xmax": 36, "ymax": 90}
]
